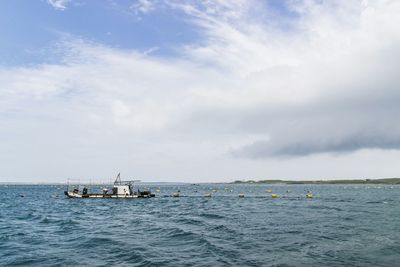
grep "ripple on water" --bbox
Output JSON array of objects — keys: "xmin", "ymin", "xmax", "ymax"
[{"xmin": 199, "ymin": 212, "xmax": 226, "ymax": 220}]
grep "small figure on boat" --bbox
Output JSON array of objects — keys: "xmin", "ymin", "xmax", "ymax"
[{"xmin": 172, "ymin": 190, "xmax": 180, "ymax": 197}]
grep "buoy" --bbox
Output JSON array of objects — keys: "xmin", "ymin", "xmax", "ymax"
[
  {"xmin": 266, "ymin": 189, "xmax": 272, "ymax": 193},
  {"xmin": 172, "ymin": 192, "xmax": 180, "ymax": 197},
  {"xmin": 271, "ymin": 194, "xmax": 279, "ymax": 198},
  {"xmin": 239, "ymin": 193, "xmax": 245, "ymax": 198},
  {"xmin": 306, "ymin": 193, "xmax": 313, "ymax": 198},
  {"xmin": 204, "ymin": 193, "xmax": 212, "ymax": 197},
  {"xmin": 156, "ymin": 189, "xmax": 160, "ymax": 192},
  {"xmin": 212, "ymin": 189, "xmax": 217, "ymax": 192}
]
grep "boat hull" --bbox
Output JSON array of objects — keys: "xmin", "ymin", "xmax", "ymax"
[{"xmin": 64, "ymin": 191, "xmax": 154, "ymax": 198}]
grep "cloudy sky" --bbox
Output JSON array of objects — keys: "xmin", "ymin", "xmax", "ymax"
[{"xmin": 1, "ymin": 0, "xmax": 400, "ymax": 183}]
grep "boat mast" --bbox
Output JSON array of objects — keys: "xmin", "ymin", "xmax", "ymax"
[{"xmin": 114, "ymin": 173, "xmax": 121, "ymax": 185}]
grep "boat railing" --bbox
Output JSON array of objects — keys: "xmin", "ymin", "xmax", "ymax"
[
  {"xmin": 66, "ymin": 179, "xmax": 112, "ymax": 194},
  {"xmin": 113, "ymin": 180, "xmax": 141, "ymax": 186}
]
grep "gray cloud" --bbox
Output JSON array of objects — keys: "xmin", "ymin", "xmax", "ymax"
[
  {"xmin": 236, "ymin": 131, "xmax": 400, "ymax": 158},
  {"xmin": 233, "ymin": 68, "xmax": 400, "ymax": 158}
]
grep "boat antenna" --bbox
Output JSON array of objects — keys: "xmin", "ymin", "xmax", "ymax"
[{"xmin": 114, "ymin": 173, "xmax": 121, "ymax": 185}]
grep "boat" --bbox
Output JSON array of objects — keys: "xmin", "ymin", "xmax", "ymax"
[{"xmin": 64, "ymin": 173, "xmax": 155, "ymax": 198}]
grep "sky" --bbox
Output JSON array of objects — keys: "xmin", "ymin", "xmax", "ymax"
[{"xmin": 1, "ymin": 0, "xmax": 400, "ymax": 183}]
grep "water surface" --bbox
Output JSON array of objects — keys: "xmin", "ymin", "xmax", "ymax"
[{"xmin": 0, "ymin": 184, "xmax": 399, "ymax": 266}]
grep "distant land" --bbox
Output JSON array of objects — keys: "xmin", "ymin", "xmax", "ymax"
[
  {"xmin": 1, "ymin": 178, "xmax": 400, "ymax": 185},
  {"xmin": 232, "ymin": 178, "xmax": 400, "ymax": 185}
]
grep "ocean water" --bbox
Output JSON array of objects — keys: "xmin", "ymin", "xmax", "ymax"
[{"xmin": 0, "ymin": 184, "xmax": 399, "ymax": 266}]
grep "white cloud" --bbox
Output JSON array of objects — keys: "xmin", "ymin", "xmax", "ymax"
[
  {"xmin": 130, "ymin": 0, "xmax": 156, "ymax": 14},
  {"xmin": 47, "ymin": 0, "xmax": 70, "ymax": 10},
  {"xmin": 2, "ymin": 0, "xmax": 400, "ymax": 181},
  {"xmin": 142, "ymin": 46, "xmax": 159, "ymax": 55}
]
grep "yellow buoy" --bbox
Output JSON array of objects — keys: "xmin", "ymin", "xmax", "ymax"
[
  {"xmin": 306, "ymin": 193, "xmax": 313, "ymax": 198},
  {"xmin": 266, "ymin": 189, "xmax": 272, "ymax": 193},
  {"xmin": 271, "ymin": 194, "xmax": 279, "ymax": 198},
  {"xmin": 172, "ymin": 192, "xmax": 180, "ymax": 197}
]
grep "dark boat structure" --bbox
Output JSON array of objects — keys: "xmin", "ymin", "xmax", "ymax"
[{"xmin": 64, "ymin": 173, "xmax": 155, "ymax": 198}]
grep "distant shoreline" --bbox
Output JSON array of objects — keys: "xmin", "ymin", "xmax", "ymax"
[
  {"xmin": 231, "ymin": 178, "xmax": 400, "ymax": 185},
  {"xmin": 1, "ymin": 178, "xmax": 400, "ymax": 185}
]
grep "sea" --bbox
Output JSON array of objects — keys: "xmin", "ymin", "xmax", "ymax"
[{"xmin": 0, "ymin": 184, "xmax": 399, "ymax": 266}]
